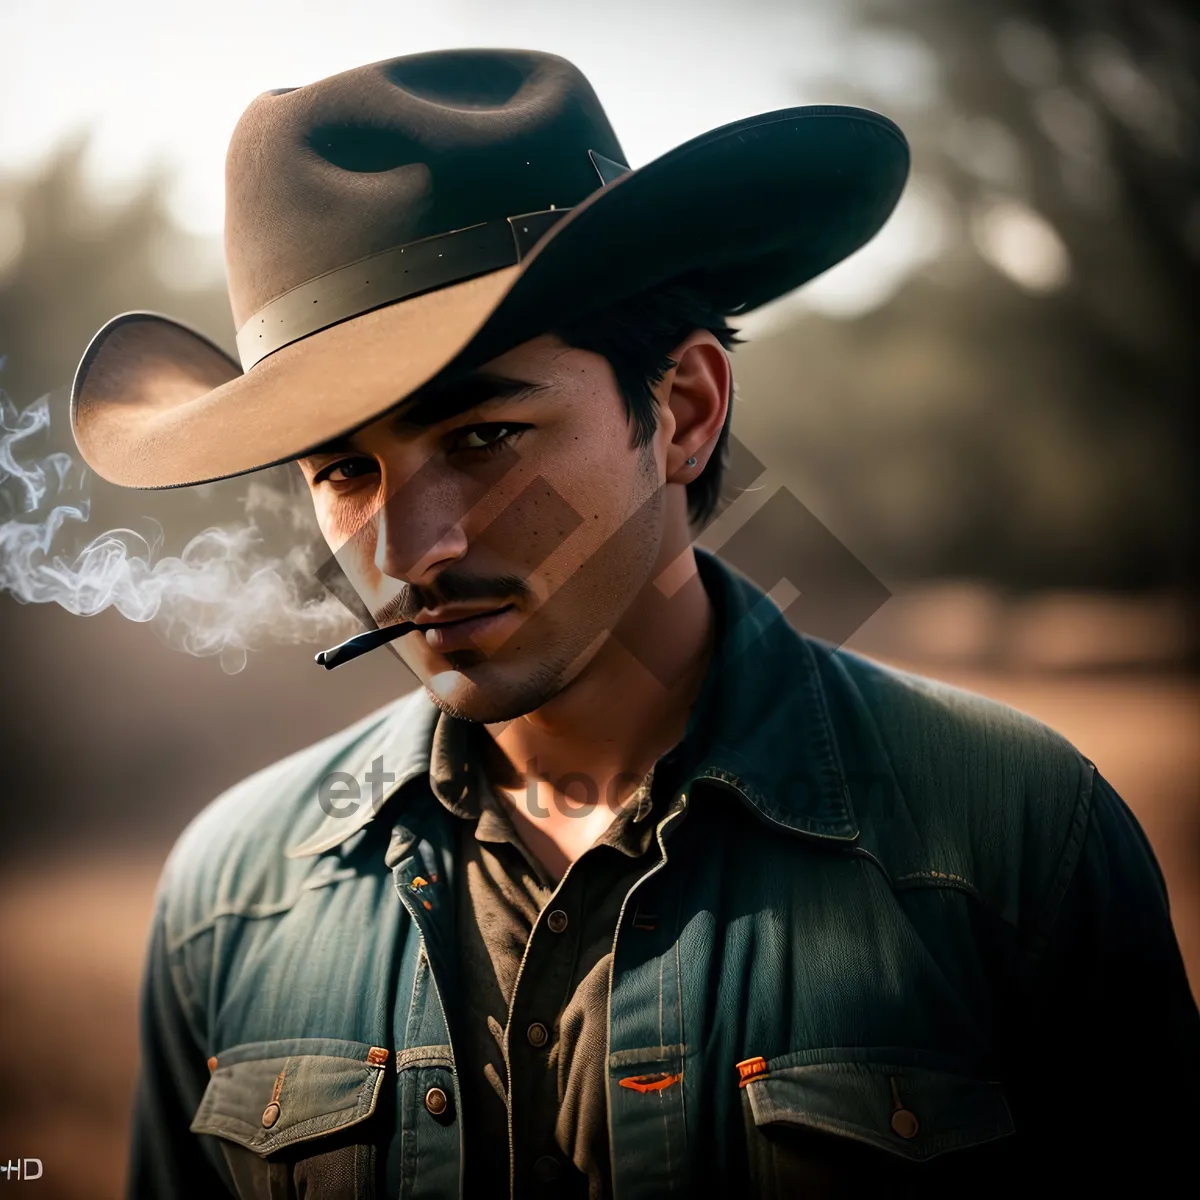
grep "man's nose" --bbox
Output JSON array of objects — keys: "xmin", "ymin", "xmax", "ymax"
[{"xmin": 373, "ymin": 479, "xmax": 470, "ymax": 586}]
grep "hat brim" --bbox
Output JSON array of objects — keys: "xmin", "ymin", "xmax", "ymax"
[{"xmin": 72, "ymin": 105, "xmax": 908, "ymax": 489}]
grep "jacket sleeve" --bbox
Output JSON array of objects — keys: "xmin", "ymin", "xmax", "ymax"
[
  {"xmin": 127, "ymin": 880, "xmax": 235, "ymax": 1198},
  {"xmin": 1008, "ymin": 766, "xmax": 1200, "ymax": 1183}
]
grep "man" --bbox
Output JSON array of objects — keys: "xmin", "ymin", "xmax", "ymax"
[{"xmin": 72, "ymin": 49, "xmax": 1198, "ymax": 1200}]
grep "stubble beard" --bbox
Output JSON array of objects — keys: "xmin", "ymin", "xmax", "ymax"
[{"xmin": 421, "ymin": 645, "xmax": 572, "ymax": 724}]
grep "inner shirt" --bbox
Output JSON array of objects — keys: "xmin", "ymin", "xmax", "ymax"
[{"xmin": 427, "ymin": 713, "xmax": 670, "ymax": 1200}]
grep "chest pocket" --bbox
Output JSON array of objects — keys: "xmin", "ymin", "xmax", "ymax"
[
  {"xmin": 190, "ymin": 1038, "xmax": 389, "ymax": 1200},
  {"xmin": 741, "ymin": 1056, "xmax": 1016, "ymax": 1199}
]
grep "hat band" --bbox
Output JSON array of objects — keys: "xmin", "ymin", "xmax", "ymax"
[{"xmin": 234, "ymin": 206, "xmax": 570, "ymax": 371}]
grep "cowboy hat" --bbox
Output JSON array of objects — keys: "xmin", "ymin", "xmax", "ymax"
[{"xmin": 71, "ymin": 48, "xmax": 909, "ymax": 489}]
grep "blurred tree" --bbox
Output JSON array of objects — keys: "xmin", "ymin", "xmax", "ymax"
[
  {"xmin": 735, "ymin": 0, "xmax": 1196, "ymax": 590},
  {"xmin": 0, "ymin": 136, "xmax": 233, "ymax": 409}
]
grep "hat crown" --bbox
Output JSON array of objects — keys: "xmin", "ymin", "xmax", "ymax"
[{"xmin": 224, "ymin": 49, "xmax": 626, "ymax": 327}]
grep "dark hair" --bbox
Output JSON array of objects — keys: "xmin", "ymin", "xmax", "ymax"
[{"xmin": 549, "ymin": 278, "xmax": 745, "ymax": 527}]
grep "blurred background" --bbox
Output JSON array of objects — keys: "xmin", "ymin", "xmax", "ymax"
[{"xmin": 1, "ymin": 0, "xmax": 1196, "ymax": 1194}]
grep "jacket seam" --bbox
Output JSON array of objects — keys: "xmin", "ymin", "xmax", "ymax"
[
  {"xmin": 1026, "ymin": 756, "xmax": 1095, "ymax": 963},
  {"xmin": 892, "ymin": 869, "xmax": 986, "ymax": 905},
  {"xmin": 168, "ymin": 896, "xmax": 301, "ymax": 954},
  {"xmin": 851, "ymin": 847, "xmax": 1002, "ymax": 923},
  {"xmin": 164, "ymin": 929, "xmax": 208, "ymax": 1055}
]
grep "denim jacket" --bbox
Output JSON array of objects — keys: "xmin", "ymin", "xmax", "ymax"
[{"xmin": 130, "ymin": 551, "xmax": 1200, "ymax": 1198}]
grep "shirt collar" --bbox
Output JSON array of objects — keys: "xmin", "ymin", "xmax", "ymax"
[{"xmin": 429, "ymin": 710, "xmax": 661, "ymax": 860}]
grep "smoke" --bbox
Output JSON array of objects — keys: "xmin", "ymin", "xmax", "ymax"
[{"xmin": 0, "ymin": 387, "xmax": 358, "ymax": 673}]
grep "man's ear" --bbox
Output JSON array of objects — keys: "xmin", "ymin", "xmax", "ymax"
[{"xmin": 661, "ymin": 330, "xmax": 731, "ymax": 484}]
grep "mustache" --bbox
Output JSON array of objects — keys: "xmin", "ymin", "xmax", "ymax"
[{"xmin": 372, "ymin": 571, "xmax": 531, "ymax": 628}]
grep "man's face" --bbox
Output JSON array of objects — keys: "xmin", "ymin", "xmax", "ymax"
[{"xmin": 297, "ymin": 333, "xmax": 677, "ymax": 722}]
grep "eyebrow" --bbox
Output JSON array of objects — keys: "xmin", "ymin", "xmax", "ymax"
[
  {"xmin": 303, "ymin": 370, "xmax": 549, "ymax": 457},
  {"xmin": 395, "ymin": 370, "xmax": 549, "ymax": 429}
]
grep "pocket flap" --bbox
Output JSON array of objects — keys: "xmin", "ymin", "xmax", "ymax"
[
  {"xmin": 190, "ymin": 1038, "xmax": 388, "ymax": 1156},
  {"xmin": 744, "ymin": 1059, "xmax": 1014, "ymax": 1162}
]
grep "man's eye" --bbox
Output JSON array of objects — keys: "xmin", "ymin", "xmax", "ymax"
[
  {"xmin": 449, "ymin": 424, "xmax": 527, "ymax": 453},
  {"xmin": 313, "ymin": 457, "xmax": 378, "ymax": 485}
]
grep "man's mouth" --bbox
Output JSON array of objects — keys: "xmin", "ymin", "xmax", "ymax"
[
  {"xmin": 315, "ymin": 600, "xmax": 519, "ymax": 671},
  {"xmin": 411, "ymin": 603, "xmax": 516, "ymax": 653}
]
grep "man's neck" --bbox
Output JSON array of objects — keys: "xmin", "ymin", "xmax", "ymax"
[{"xmin": 482, "ymin": 545, "xmax": 715, "ymax": 881}]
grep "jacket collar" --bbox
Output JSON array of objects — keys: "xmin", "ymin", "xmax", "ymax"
[
  {"xmin": 679, "ymin": 550, "xmax": 858, "ymax": 841},
  {"xmin": 284, "ymin": 689, "xmax": 439, "ymax": 858},
  {"xmin": 285, "ymin": 549, "xmax": 858, "ymax": 859}
]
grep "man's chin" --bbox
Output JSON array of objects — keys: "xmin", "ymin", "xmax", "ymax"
[{"xmin": 418, "ymin": 660, "xmax": 566, "ymax": 724}]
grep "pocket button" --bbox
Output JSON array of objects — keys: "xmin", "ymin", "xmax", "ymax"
[
  {"xmin": 261, "ymin": 1101, "xmax": 281, "ymax": 1128},
  {"xmin": 532, "ymin": 1155, "xmax": 562, "ymax": 1183},
  {"xmin": 890, "ymin": 1108, "xmax": 919, "ymax": 1139},
  {"xmin": 425, "ymin": 1087, "xmax": 449, "ymax": 1116}
]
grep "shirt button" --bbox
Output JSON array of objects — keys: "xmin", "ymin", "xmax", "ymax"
[
  {"xmin": 425, "ymin": 1086, "xmax": 449, "ymax": 1116},
  {"xmin": 261, "ymin": 1101, "xmax": 281, "ymax": 1128},
  {"xmin": 891, "ymin": 1108, "xmax": 919, "ymax": 1139},
  {"xmin": 526, "ymin": 1022, "xmax": 549, "ymax": 1048},
  {"xmin": 532, "ymin": 1155, "xmax": 562, "ymax": 1184},
  {"xmin": 546, "ymin": 909, "xmax": 568, "ymax": 934}
]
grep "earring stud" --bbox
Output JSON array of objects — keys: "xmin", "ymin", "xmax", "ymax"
[{"xmin": 686, "ymin": 456, "xmax": 697, "ymax": 467}]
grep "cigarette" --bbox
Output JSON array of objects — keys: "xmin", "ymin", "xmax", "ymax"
[{"xmin": 314, "ymin": 621, "xmax": 420, "ymax": 670}]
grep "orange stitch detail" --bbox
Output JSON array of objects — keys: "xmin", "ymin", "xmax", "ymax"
[{"xmin": 618, "ymin": 1072, "xmax": 682, "ymax": 1093}]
